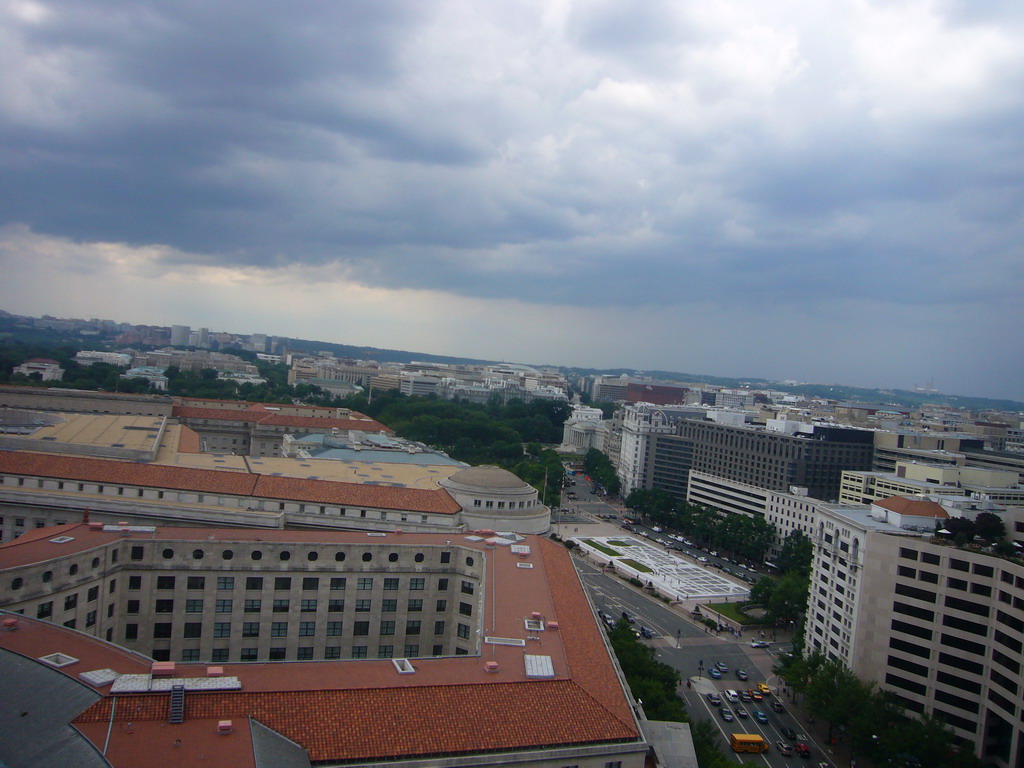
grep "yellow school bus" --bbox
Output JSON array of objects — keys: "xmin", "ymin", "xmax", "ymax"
[{"xmin": 729, "ymin": 733, "xmax": 769, "ymax": 753}]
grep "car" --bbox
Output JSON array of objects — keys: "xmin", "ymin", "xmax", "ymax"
[
  {"xmin": 753, "ymin": 709, "xmax": 768, "ymax": 723},
  {"xmin": 795, "ymin": 743, "xmax": 811, "ymax": 759},
  {"xmin": 715, "ymin": 661, "xmax": 728, "ymax": 671},
  {"xmin": 652, "ymin": 526, "xmax": 662, "ymax": 532},
  {"xmin": 706, "ymin": 692, "xmax": 721, "ymax": 706},
  {"xmin": 709, "ymin": 550, "xmax": 719, "ymax": 557},
  {"xmin": 748, "ymin": 689, "xmax": 763, "ymax": 701},
  {"xmin": 750, "ymin": 640, "xmax": 770, "ymax": 648},
  {"xmin": 736, "ymin": 669, "xmax": 749, "ymax": 681},
  {"xmin": 639, "ymin": 626, "xmax": 655, "ymax": 639},
  {"xmin": 697, "ymin": 556, "xmax": 709, "ymax": 564},
  {"xmin": 781, "ymin": 727, "xmax": 797, "ymax": 740},
  {"xmin": 709, "ymin": 667, "xmax": 721, "ymax": 679},
  {"xmin": 719, "ymin": 707, "xmax": 734, "ymax": 722},
  {"xmin": 757, "ymin": 682, "xmax": 772, "ymax": 695},
  {"xmin": 735, "ymin": 705, "xmax": 748, "ymax": 718},
  {"xmin": 776, "ymin": 742, "xmax": 794, "ymax": 756},
  {"xmin": 771, "ymin": 700, "xmax": 785, "ymax": 713},
  {"xmin": 739, "ymin": 691, "xmax": 752, "ymax": 702},
  {"xmin": 621, "ymin": 612, "xmax": 636, "ymax": 624}
]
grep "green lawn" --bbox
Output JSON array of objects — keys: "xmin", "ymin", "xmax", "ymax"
[
  {"xmin": 703, "ymin": 601, "xmax": 759, "ymax": 626},
  {"xmin": 583, "ymin": 539, "xmax": 622, "ymax": 557},
  {"xmin": 619, "ymin": 558, "xmax": 652, "ymax": 573}
]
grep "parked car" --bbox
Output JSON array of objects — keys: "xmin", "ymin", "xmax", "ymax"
[
  {"xmin": 776, "ymin": 742, "xmax": 794, "ymax": 756},
  {"xmin": 750, "ymin": 640, "xmax": 770, "ymax": 648},
  {"xmin": 781, "ymin": 727, "xmax": 797, "ymax": 740},
  {"xmin": 736, "ymin": 669, "xmax": 749, "ymax": 681},
  {"xmin": 639, "ymin": 626, "xmax": 655, "ymax": 639},
  {"xmin": 753, "ymin": 709, "xmax": 768, "ymax": 723},
  {"xmin": 795, "ymin": 743, "xmax": 811, "ymax": 759},
  {"xmin": 735, "ymin": 705, "xmax": 748, "ymax": 718},
  {"xmin": 706, "ymin": 692, "xmax": 721, "ymax": 706},
  {"xmin": 709, "ymin": 667, "xmax": 721, "ymax": 679},
  {"xmin": 771, "ymin": 700, "xmax": 785, "ymax": 713},
  {"xmin": 697, "ymin": 556, "xmax": 709, "ymax": 564},
  {"xmin": 715, "ymin": 661, "xmax": 728, "ymax": 671},
  {"xmin": 719, "ymin": 706, "xmax": 734, "ymax": 722},
  {"xmin": 757, "ymin": 682, "xmax": 772, "ymax": 695},
  {"xmin": 739, "ymin": 691, "xmax": 752, "ymax": 702}
]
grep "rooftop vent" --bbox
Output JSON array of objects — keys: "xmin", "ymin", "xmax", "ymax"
[
  {"xmin": 39, "ymin": 652, "xmax": 79, "ymax": 668},
  {"xmin": 516, "ymin": 563, "xmax": 534, "ymax": 569},
  {"xmin": 392, "ymin": 658, "xmax": 416, "ymax": 675},
  {"xmin": 2, "ymin": 617, "xmax": 20, "ymax": 631},
  {"xmin": 484, "ymin": 661, "xmax": 500, "ymax": 673},
  {"xmin": 49, "ymin": 536, "xmax": 75, "ymax": 544},
  {"xmin": 217, "ymin": 720, "xmax": 233, "ymax": 734}
]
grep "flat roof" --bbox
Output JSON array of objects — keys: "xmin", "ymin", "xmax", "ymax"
[
  {"xmin": 0, "ymin": 525, "xmax": 639, "ymax": 765},
  {"xmin": 0, "ymin": 412, "xmax": 164, "ymax": 451}
]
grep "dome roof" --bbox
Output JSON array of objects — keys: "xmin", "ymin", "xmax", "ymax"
[{"xmin": 445, "ymin": 465, "xmax": 531, "ymax": 489}]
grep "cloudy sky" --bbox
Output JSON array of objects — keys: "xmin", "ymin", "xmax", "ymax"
[{"xmin": 1, "ymin": 1, "xmax": 1023, "ymax": 400}]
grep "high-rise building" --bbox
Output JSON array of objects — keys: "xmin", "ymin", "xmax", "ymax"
[{"xmin": 169, "ymin": 324, "xmax": 191, "ymax": 346}]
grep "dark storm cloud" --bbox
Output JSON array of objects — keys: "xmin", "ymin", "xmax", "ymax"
[{"xmin": 1, "ymin": 0, "xmax": 1023, "ymax": 324}]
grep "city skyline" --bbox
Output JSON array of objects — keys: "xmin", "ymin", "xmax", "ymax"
[{"xmin": 2, "ymin": 2, "xmax": 1023, "ymax": 400}]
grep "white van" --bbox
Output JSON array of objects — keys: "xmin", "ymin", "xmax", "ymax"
[{"xmin": 724, "ymin": 689, "xmax": 740, "ymax": 703}]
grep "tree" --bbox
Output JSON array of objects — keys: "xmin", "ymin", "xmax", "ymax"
[
  {"xmin": 974, "ymin": 511, "xmax": 1005, "ymax": 542},
  {"xmin": 767, "ymin": 570, "xmax": 808, "ymax": 623},
  {"xmin": 775, "ymin": 530, "xmax": 813, "ymax": 575}
]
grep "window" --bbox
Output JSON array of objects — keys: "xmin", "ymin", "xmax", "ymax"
[
  {"xmin": 217, "ymin": 577, "xmax": 234, "ymax": 590},
  {"xmin": 406, "ymin": 620, "xmax": 421, "ymax": 635},
  {"xmin": 407, "ymin": 599, "xmax": 423, "ymax": 612},
  {"xmin": 299, "ymin": 621, "xmax": 315, "ymax": 636},
  {"xmin": 130, "ymin": 545, "xmax": 144, "ymax": 561},
  {"xmin": 155, "ymin": 599, "xmax": 174, "ymax": 613},
  {"xmin": 124, "ymin": 624, "xmax": 138, "ymax": 640},
  {"xmin": 126, "ymin": 599, "xmax": 140, "ymax": 614},
  {"xmin": 457, "ymin": 623, "xmax": 470, "ymax": 639},
  {"xmin": 356, "ymin": 599, "xmax": 371, "ymax": 612},
  {"xmin": 384, "ymin": 578, "xmax": 399, "ymax": 591},
  {"xmin": 221, "ymin": 550, "xmax": 234, "ymax": 561},
  {"xmin": 362, "ymin": 552, "xmax": 372, "ymax": 562},
  {"xmin": 409, "ymin": 578, "xmax": 425, "ymax": 590},
  {"xmin": 108, "ymin": 579, "xmax": 116, "ymax": 593},
  {"xmin": 91, "ymin": 585, "xmax": 104, "ymax": 600},
  {"xmin": 325, "ymin": 646, "xmax": 341, "ymax": 659},
  {"xmin": 245, "ymin": 599, "xmax": 261, "ymax": 612},
  {"xmin": 162, "ymin": 548, "xmax": 174, "ymax": 560},
  {"xmin": 327, "ymin": 621, "xmax": 342, "ymax": 636},
  {"xmin": 187, "ymin": 576, "xmax": 205, "ymax": 590},
  {"xmin": 64, "ymin": 594, "xmax": 78, "ymax": 610},
  {"xmin": 440, "ymin": 551, "xmax": 451, "ymax": 564},
  {"xmin": 432, "ymin": 644, "xmax": 444, "ymax": 656},
  {"xmin": 328, "ymin": 599, "xmax": 344, "ymax": 612},
  {"xmin": 85, "ymin": 610, "xmax": 96, "ymax": 628},
  {"xmin": 271, "ymin": 622, "xmax": 288, "ymax": 637},
  {"xmin": 378, "ymin": 645, "xmax": 394, "ymax": 658},
  {"xmin": 241, "ymin": 648, "xmax": 258, "ymax": 661},
  {"xmin": 380, "ymin": 620, "xmax": 396, "ymax": 636},
  {"xmin": 211, "ymin": 648, "xmax": 229, "ymax": 662},
  {"xmin": 330, "ymin": 577, "xmax": 346, "ymax": 590},
  {"xmin": 436, "ymin": 599, "xmax": 447, "ymax": 612},
  {"xmin": 274, "ymin": 577, "xmax": 291, "ymax": 590},
  {"xmin": 279, "ymin": 551, "xmax": 291, "ymax": 561},
  {"xmin": 186, "ymin": 599, "xmax": 203, "ymax": 613},
  {"xmin": 243, "ymin": 622, "xmax": 260, "ymax": 637},
  {"xmin": 157, "ymin": 576, "xmax": 176, "ymax": 590},
  {"xmin": 302, "ymin": 577, "xmax": 319, "ymax": 590},
  {"xmin": 214, "ymin": 622, "xmax": 231, "ymax": 638},
  {"xmin": 357, "ymin": 578, "xmax": 373, "ymax": 590},
  {"xmin": 297, "ymin": 647, "xmax": 314, "ymax": 660},
  {"xmin": 461, "ymin": 580, "xmax": 474, "ymax": 595},
  {"xmin": 404, "ymin": 644, "xmax": 419, "ymax": 657},
  {"xmin": 459, "ymin": 602, "xmax": 472, "ymax": 616},
  {"xmin": 353, "ymin": 621, "xmax": 370, "ymax": 636},
  {"xmin": 382, "ymin": 599, "xmax": 398, "ymax": 612},
  {"xmin": 251, "ymin": 550, "xmax": 263, "ymax": 561},
  {"xmin": 246, "ymin": 577, "xmax": 263, "ymax": 590},
  {"xmin": 301, "ymin": 599, "xmax": 317, "ymax": 612},
  {"xmin": 351, "ymin": 646, "xmax": 368, "ymax": 659},
  {"xmin": 273, "ymin": 599, "xmax": 290, "ymax": 612},
  {"xmin": 438, "ymin": 578, "xmax": 449, "ymax": 591},
  {"xmin": 216, "ymin": 599, "xmax": 233, "ymax": 613},
  {"xmin": 184, "ymin": 622, "xmax": 202, "ymax": 639},
  {"xmin": 434, "ymin": 620, "xmax": 446, "ymax": 635},
  {"xmin": 153, "ymin": 623, "xmax": 172, "ymax": 638},
  {"xmin": 269, "ymin": 647, "xmax": 286, "ymax": 660}
]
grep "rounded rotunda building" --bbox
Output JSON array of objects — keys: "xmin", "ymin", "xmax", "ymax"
[{"xmin": 440, "ymin": 465, "xmax": 550, "ymax": 535}]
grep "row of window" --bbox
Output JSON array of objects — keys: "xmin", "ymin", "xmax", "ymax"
[
  {"xmin": 138, "ymin": 546, "xmax": 471, "ymax": 567},
  {"xmin": 139, "ymin": 575, "xmax": 460, "ymax": 592},
  {"xmin": 125, "ymin": 619, "xmax": 465, "ymax": 639},
  {"xmin": 161, "ymin": 644, "xmax": 445, "ymax": 662},
  {"xmin": 130, "ymin": 597, "xmax": 449, "ymax": 614}
]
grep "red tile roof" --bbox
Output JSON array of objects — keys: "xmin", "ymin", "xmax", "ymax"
[
  {"xmin": 0, "ymin": 450, "xmax": 461, "ymax": 514},
  {"xmin": 2, "ymin": 530, "xmax": 639, "ymax": 765},
  {"xmin": 172, "ymin": 405, "xmax": 389, "ymax": 433},
  {"xmin": 875, "ymin": 496, "xmax": 948, "ymax": 518}
]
